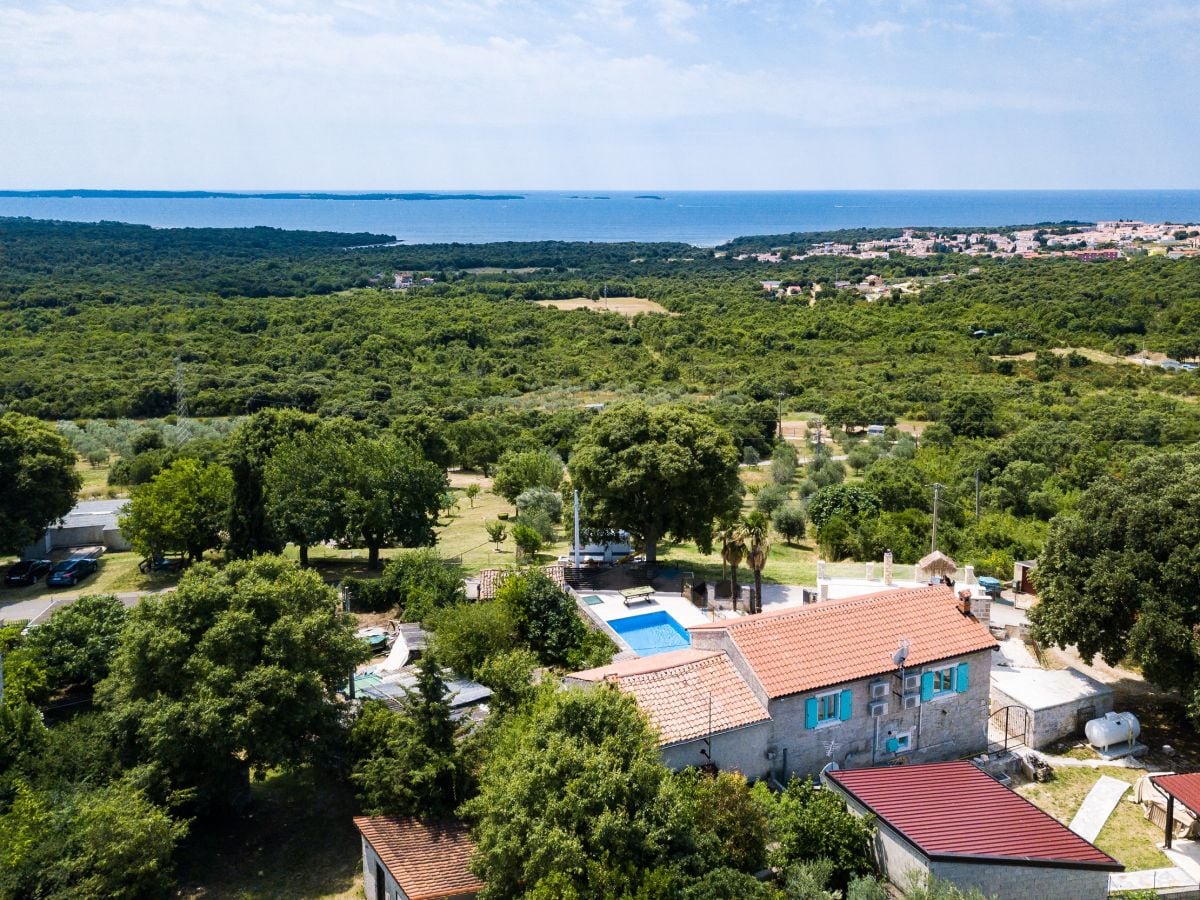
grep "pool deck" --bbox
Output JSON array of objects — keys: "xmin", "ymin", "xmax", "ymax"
[{"xmin": 577, "ymin": 589, "xmax": 714, "ymax": 656}]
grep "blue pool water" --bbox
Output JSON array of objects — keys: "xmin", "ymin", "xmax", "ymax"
[{"xmin": 609, "ymin": 610, "xmax": 691, "ymax": 656}]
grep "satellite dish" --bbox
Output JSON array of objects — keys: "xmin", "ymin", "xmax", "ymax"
[
  {"xmin": 819, "ymin": 760, "xmax": 840, "ymax": 785},
  {"xmin": 892, "ymin": 640, "xmax": 910, "ymax": 667}
]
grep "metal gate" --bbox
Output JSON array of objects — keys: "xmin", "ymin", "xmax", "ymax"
[{"xmin": 988, "ymin": 705, "xmax": 1029, "ymax": 754}]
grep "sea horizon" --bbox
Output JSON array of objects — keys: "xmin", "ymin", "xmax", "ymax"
[{"xmin": 3, "ymin": 188, "xmax": 1199, "ymax": 246}]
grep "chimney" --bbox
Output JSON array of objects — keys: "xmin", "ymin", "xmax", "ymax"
[
  {"xmin": 964, "ymin": 564, "xmax": 975, "ymax": 585},
  {"xmin": 958, "ymin": 590, "xmax": 973, "ymax": 616},
  {"xmin": 971, "ymin": 592, "xmax": 991, "ymax": 629},
  {"xmin": 883, "ymin": 550, "xmax": 894, "ymax": 585},
  {"xmin": 819, "ymin": 583, "xmax": 829, "ymax": 602}
]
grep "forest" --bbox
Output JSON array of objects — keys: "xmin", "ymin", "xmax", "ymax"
[{"xmin": 5, "ymin": 216, "xmax": 1200, "ymax": 896}]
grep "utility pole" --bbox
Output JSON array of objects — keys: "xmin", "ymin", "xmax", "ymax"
[
  {"xmin": 930, "ymin": 482, "xmax": 945, "ymax": 552},
  {"xmin": 777, "ymin": 392, "xmax": 785, "ymax": 440}
]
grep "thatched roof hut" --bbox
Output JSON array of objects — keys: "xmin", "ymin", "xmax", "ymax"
[{"xmin": 917, "ymin": 550, "xmax": 957, "ymax": 579}]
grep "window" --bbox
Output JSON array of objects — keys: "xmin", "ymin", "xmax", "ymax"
[
  {"xmin": 932, "ymin": 666, "xmax": 955, "ymax": 695},
  {"xmin": 895, "ymin": 731, "xmax": 912, "ymax": 752},
  {"xmin": 816, "ymin": 690, "xmax": 840, "ymax": 724}
]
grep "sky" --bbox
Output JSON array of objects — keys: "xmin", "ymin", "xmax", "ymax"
[{"xmin": 0, "ymin": 0, "xmax": 1198, "ymax": 190}]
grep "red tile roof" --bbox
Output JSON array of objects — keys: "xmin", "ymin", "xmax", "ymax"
[
  {"xmin": 353, "ymin": 816, "xmax": 484, "ymax": 899},
  {"xmin": 568, "ymin": 649, "xmax": 769, "ymax": 746},
  {"xmin": 1152, "ymin": 773, "xmax": 1200, "ymax": 816},
  {"xmin": 690, "ymin": 587, "xmax": 996, "ymax": 698},
  {"xmin": 828, "ymin": 762, "xmax": 1122, "ymax": 870},
  {"xmin": 477, "ymin": 565, "xmax": 565, "ymax": 600}
]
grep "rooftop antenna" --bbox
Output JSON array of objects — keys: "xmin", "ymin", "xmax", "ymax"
[{"xmin": 699, "ymin": 695, "xmax": 713, "ymax": 761}]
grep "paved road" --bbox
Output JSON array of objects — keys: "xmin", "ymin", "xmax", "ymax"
[{"xmin": 0, "ymin": 588, "xmax": 168, "ymax": 627}]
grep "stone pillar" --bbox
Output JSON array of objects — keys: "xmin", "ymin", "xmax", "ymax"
[
  {"xmin": 866, "ymin": 562, "xmax": 875, "ymax": 581},
  {"xmin": 964, "ymin": 564, "xmax": 975, "ymax": 585},
  {"xmin": 819, "ymin": 583, "xmax": 829, "ymax": 602},
  {"xmin": 817, "ymin": 558, "xmax": 826, "ymax": 581},
  {"xmin": 883, "ymin": 550, "xmax": 894, "ymax": 585}
]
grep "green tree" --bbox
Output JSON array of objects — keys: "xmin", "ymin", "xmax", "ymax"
[
  {"xmin": 97, "ymin": 555, "xmax": 366, "ymax": 811},
  {"xmin": 943, "ymin": 391, "xmax": 995, "ymax": 438},
  {"xmin": 770, "ymin": 442, "xmax": 799, "ymax": 485},
  {"xmin": 772, "ymin": 503, "xmax": 807, "ymax": 545},
  {"xmin": 345, "ymin": 435, "xmax": 447, "ymax": 569},
  {"xmin": 755, "ymin": 482, "xmax": 790, "ymax": 517},
  {"xmin": 475, "ymin": 648, "xmax": 538, "ymax": 714},
  {"xmin": 511, "ymin": 521, "xmax": 544, "ymax": 561},
  {"xmin": 738, "ymin": 512, "xmax": 771, "ymax": 614},
  {"xmin": 1030, "ymin": 448, "xmax": 1200, "ymax": 720},
  {"xmin": 492, "ymin": 448, "xmax": 565, "ymax": 506},
  {"xmin": 0, "ymin": 778, "xmax": 184, "ymax": 900},
  {"xmin": 717, "ymin": 522, "xmax": 747, "ymax": 608},
  {"xmin": 353, "ymin": 549, "xmax": 466, "ymax": 621},
  {"xmin": 462, "ymin": 687, "xmax": 671, "ymax": 898},
  {"xmin": 225, "ymin": 408, "xmax": 319, "ymax": 558},
  {"xmin": 22, "ymin": 593, "xmax": 127, "ymax": 691},
  {"xmin": 264, "ymin": 427, "xmax": 353, "ymax": 566},
  {"xmin": 0, "ymin": 625, "xmax": 49, "ymax": 706},
  {"xmin": 485, "ymin": 520, "xmax": 508, "ymax": 551},
  {"xmin": 861, "ymin": 456, "xmax": 927, "ymax": 513},
  {"xmin": 758, "ymin": 776, "xmax": 874, "ymax": 882},
  {"xmin": 349, "ymin": 655, "xmax": 465, "ymax": 816},
  {"xmin": 430, "ymin": 601, "xmax": 518, "ymax": 678},
  {"xmin": 119, "ymin": 457, "xmax": 234, "ymax": 561},
  {"xmin": 808, "ymin": 484, "xmax": 882, "ymax": 530},
  {"xmin": 498, "ymin": 570, "xmax": 585, "ymax": 667},
  {"xmin": 465, "ymin": 484, "xmax": 481, "ymax": 507},
  {"xmin": 569, "ymin": 402, "xmax": 741, "ymax": 564},
  {"xmin": 0, "ymin": 412, "xmax": 82, "ymax": 553}
]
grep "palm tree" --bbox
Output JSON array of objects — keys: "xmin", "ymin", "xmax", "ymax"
[
  {"xmin": 737, "ymin": 512, "xmax": 771, "ymax": 614},
  {"xmin": 717, "ymin": 521, "xmax": 746, "ymax": 611}
]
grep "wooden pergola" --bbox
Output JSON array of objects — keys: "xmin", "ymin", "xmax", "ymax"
[{"xmin": 1151, "ymin": 773, "xmax": 1200, "ymax": 850}]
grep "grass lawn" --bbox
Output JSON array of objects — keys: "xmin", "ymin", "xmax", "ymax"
[
  {"xmin": 0, "ymin": 550, "xmax": 176, "ymax": 606},
  {"xmin": 75, "ymin": 457, "xmax": 121, "ymax": 500},
  {"xmin": 1016, "ymin": 766, "xmax": 1169, "ymax": 871},
  {"xmin": 174, "ymin": 769, "xmax": 363, "ymax": 899}
]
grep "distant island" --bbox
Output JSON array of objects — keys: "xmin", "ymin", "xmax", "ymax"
[
  {"xmin": 0, "ymin": 190, "xmax": 524, "ymax": 201},
  {"xmin": 568, "ymin": 195, "xmax": 611, "ymax": 200},
  {"xmin": 634, "ymin": 195, "xmax": 665, "ymax": 200}
]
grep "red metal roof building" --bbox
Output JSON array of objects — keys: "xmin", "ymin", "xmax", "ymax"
[
  {"xmin": 1150, "ymin": 773, "xmax": 1200, "ymax": 849},
  {"xmin": 828, "ymin": 761, "xmax": 1121, "ymax": 900},
  {"xmin": 354, "ymin": 816, "xmax": 483, "ymax": 900}
]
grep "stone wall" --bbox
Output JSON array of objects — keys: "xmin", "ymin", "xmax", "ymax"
[
  {"xmin": 660, "ymin": 721, "xmax": 773, "ymax": 780},
  {"xmin": 766, "ymin": 648, "xmax": 993, "ymax": 780},
  {"xmin": 932, "ymin": 859, "xmax": 1110, "ymax": 900}
]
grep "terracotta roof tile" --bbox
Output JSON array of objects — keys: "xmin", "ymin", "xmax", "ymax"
[
  {"xmin": 690, "ymin": 586, "xmax": 996, "ymax": 698},
  {"xmin": 567, "ymin": 648, "xmax": 720, "ymax": 682},
  {"xmin": 571, "ymin": 651, "xmax": 769, "ymax": 746},
  {"xmin": 477, "ymin": 565, "xmax": 565, "ymax": 600},
  {"xmin": 353, "ymin": 816, "xmax": 483, "ymax": 900},
  {"xmin": 829, "ymin": 762, "xmax": 1122, "ymax": 870}
]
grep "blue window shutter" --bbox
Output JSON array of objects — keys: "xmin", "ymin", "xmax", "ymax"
[
  {"xmin": 885, "ymin": 737, "xmax": 900, "ymax": 754},
  {"xmin": 805, "ymin": 697, "xmax": 818, "ymax": 729},
  {"xmin": 920, "ymin": 671, "xmax": 934, "ymax": 703},
  {"xmin": 839, "ymin": 689, "xmax": 853, "ymax": 721},
  {"xmin": 955, "ymin": 662, "xmax": 970, "ymax": 693}
]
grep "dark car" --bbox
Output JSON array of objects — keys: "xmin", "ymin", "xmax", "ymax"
[
  {"xmin": 4, "ymin": 558, "xmax": 53, "ymax": 587},
  {"xmin": 47, "ymin": 556, "xmax": 99, "ymax": 588}
]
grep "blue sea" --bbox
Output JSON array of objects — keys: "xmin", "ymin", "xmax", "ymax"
[{"xmin": 2, "ymin": 190, "xmax": 1200, "ymax": 246}]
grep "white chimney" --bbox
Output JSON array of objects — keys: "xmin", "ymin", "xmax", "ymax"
[
  {"xmin": 883, "ymin": 550, "xmax": 894, "ymax": 585},
  {"xmin": 964, "ymin": 564, "xmax": 975, "ymax": 585}
]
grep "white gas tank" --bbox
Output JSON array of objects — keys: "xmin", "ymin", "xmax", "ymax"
[{"xmin": 1085, "ymin": 711, "xmax": 1140, "ymax": 750}]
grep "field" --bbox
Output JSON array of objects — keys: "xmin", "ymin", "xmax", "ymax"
[
  {"xmin": 1016, "ymin": 766, "xmax": 1169, "ymax": 871},
  {"xmin": 533, "ymin": 296, "xmax": 675, "ymax": 316}
]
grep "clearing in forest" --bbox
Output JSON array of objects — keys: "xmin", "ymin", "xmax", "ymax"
[{"xmin": 534, "ymin": 297, "xmax": 675, "ymax": 317}]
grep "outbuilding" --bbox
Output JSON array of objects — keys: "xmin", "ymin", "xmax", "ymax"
[
  {"xmin": 827, "ymin": 761, "xmax": 1122, "ymax": 900},
  {"xmin": 354, "ymin": 816, "xmax": 483, "ymax": 900},
  {"xmin": 989, "ymin": 665, "xmax": 1114, "ymax": 750}
]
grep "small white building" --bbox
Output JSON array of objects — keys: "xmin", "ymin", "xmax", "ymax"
[{"xmin": 23, "ymin": 499, "xmax": 131, "ymax": 556}]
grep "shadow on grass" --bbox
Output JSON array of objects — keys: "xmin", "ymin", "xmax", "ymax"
[{"xmin": 174, "ymin": 768, "xmax": 362, "ymax": 899}]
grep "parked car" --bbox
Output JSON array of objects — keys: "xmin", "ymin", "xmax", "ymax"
[
  {"xmin": 4, "ymin": 558, "xmax": 53, "ymax": 587},
  {"xmin": 47, "ymin": 556, "xmax": 99, "ymax": 588},
  {"xmin": 138, "ymin": 556, "xmax": 184, "ymax": 575}
]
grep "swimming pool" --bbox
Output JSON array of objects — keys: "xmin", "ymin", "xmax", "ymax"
[{"xmin": 608, "ymin": 610, "xmax": 691, "ymax": 656}]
